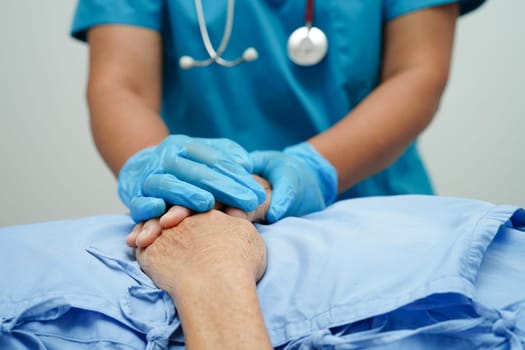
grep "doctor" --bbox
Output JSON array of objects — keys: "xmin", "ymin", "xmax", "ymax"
[{"xmin": 72, "ymin": 0, "xmax": 484, "ymax": 226}]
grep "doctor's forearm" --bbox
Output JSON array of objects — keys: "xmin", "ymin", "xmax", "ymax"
[
  {"xmin": 87, "ymin": 84, "xmax": 169, "ymax": 176},
  {"xmin": 87, "ymin": 25, "xmax": 167, "ymax": 177},
  {"xmin": 309, "ymin": 3, "xmax": 457, "ymax": 193},
  {"xmin": 309, "ymin": 67, "xmax": 446, "ymax": 192}
]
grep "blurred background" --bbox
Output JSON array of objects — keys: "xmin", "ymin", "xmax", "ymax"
[{"xmin": 1, "ymin": 0, "xmax": 523, "ymax": 227}]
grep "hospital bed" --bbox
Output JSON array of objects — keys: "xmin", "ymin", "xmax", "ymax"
[{"xmin": 1, "ymin": 195, "xmax": 524, "ymax": 349}]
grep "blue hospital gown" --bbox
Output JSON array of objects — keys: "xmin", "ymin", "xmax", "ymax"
[{"xmin": 1, "ymin": 195, "xmax": 524, "ymax": 349}]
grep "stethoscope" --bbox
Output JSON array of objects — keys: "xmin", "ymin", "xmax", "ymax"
[{"xmin": 179, "ymin": 0, "xmax": 328, "ymax": 69}]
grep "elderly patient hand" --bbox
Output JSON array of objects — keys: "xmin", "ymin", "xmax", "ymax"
[
  {"xmin": 135, "ymin": 209, "xmax": 267, "ymax": 294},
  {"xmin": 135, "ymin": 210, "xmax": 272, "ymax": 349},
  {"xmin": 127, "ymin": 175, "xmax": 271, "ymax": 248}
]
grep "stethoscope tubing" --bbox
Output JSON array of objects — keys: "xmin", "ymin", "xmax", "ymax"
[
  {"xmin": 181, "ymin": 0, "xmax": 324, "ymax": 69},
  {"xmin": 305, "ymin": 0, "xmax": 314, "ymax": 27},
  {"xmin": 193, "ymin": 0, "xmax": 235, "ymax": 65}
]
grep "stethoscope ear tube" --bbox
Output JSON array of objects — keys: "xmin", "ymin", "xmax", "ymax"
[{"xmin": 180, "ymin": 0, "xmax": 248, "ymax": 69}]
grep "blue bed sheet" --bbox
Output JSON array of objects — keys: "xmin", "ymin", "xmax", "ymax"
[{"xmin": 1, "ymin": 195, "xmax": 524, "ymax": 349}]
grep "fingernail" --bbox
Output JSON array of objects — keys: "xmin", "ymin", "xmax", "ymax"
[
  {"xmin": 137, "ymin": 228, "xmax": 149, "ymax": 243},
  {"xmin": 125, "ymin": 233, "xmax": 135, "ymax": 247},
  {"xmin": 162, "ymin": 209, "xmax": 177, "ymax": 221}
]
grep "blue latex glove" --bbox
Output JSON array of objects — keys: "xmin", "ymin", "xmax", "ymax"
[
  {"xmin": 118, "ymin": 135, "xmax": 266, "ymax": 222},
  {"xmin": 250, "ymin": 142, "xmax": 338, "ymax": 223}
]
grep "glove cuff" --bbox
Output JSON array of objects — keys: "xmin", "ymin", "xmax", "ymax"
[
  {"xmin": 284, "ymin": 142, "xmax": 338, "ymax": 206},
  {"xmin": 117, "ymin": 146, "xmax": 157, "ymax": 206}
]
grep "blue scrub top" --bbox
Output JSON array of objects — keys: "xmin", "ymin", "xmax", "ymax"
[{"xmin": 71, "ymin": 0, "xmax": 484, "ymax": 199}]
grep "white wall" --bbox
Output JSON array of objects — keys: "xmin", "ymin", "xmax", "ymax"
[
  {"xmin": 420, "ymin": 0, "xmax": 525, "ymax": 207},
  {"xmin": 1, "ymin": 0, "xmax": 523, "ymax": 227},
  {"xmin": 1, "ymin": 0, "xmax": 125, "ymax": 226}
]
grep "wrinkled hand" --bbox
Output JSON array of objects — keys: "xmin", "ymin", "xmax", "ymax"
[
  {"xmin": 250, "ymin": 142, "xmax": 338, "ymax": 223},
  {"xmin": 118, "ymin": 135, "xmax": 266, "ymax": 222},
  {"xmin": 135, "ymin": 210, "xmax": 267, "ymax": 295},
  {"xmin": 127, "ymin": 175, "xmax": 272, "ymax": 248}
]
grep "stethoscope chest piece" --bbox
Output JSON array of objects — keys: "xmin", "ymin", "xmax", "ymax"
[{"xmin": 287, "ymin": 25, "xmax": 328, "ymax": 66}]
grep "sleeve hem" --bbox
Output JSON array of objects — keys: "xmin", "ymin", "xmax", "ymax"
[
  {"xmin": 71, "ymin": 16, "xmax": 162, "ymax": 42},
  {"xmin": 384, "ymin": 0, "xmax": 485, "ymax": 22}
]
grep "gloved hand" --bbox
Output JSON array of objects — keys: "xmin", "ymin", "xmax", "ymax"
[
  {"xmin": 250, "ymin": 142, "xmax": 338, "ymax": 223},
  {"xmin": 118, "ymin": 135, "xmax": 266, "ymax": 222}
]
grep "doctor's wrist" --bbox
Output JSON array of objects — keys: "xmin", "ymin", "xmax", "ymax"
[{"xmin": 284, "ymin": 142, "xmax": 338, "ymax": 206}]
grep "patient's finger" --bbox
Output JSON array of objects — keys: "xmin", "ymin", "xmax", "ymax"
[
  {"xmin": 224, "ymin": 207, "xmax": 249, "ymax": 220},
  {"xmin": 136, "ymin": 219, "xmax": 162, "ymax": 248},
  {"xmin": 159, "ymin": 206, "xmax": 192, "ymax": 228},
  {"xmin": 224, "ymin": 204, "xmax": 267, "ymax": 223},
  {"xmin": 126, "ymin": 222, "xmax": 144, "ymax": 248},
  {"xmin": 159, "ymin": 203, "xmax": 225, "ymax": 230}
]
